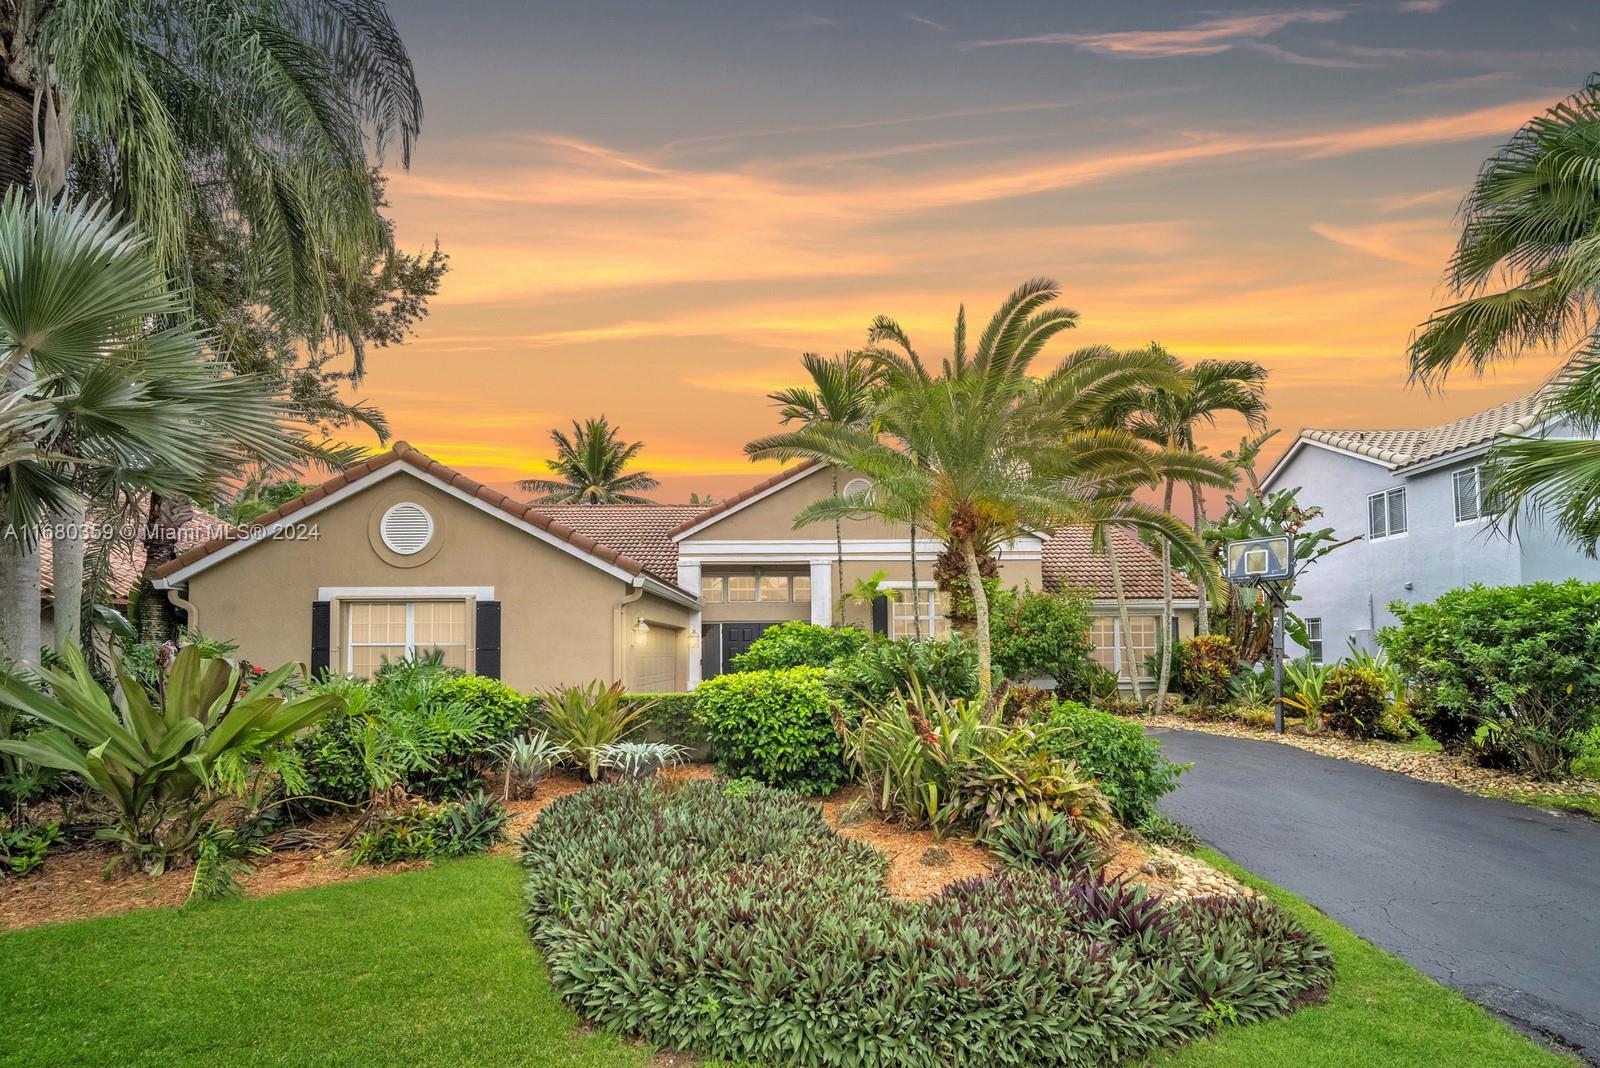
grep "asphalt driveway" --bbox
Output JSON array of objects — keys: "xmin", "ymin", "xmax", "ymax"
[{"xmin": 1152, "ymin": 727, "xmax": 1600, "ymax": 1061}]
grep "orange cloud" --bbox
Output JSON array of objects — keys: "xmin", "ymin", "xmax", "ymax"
[{"xmin": 968, "ymin": 10, "xmax": 1348, "ymax": 58}]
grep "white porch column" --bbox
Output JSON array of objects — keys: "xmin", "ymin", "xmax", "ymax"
[
  {"xmin": 679, "ymin": 558, "xmax": 704, "ymax": 688},
  {"xmin": 809, "ymin": 558, "xmax": 833, "ymax": 625}
]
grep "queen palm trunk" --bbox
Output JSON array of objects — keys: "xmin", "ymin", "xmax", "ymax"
[
  {"xmin": 1192, "ymin": 483, "xmax": 1211, "ymax": 635},
  {"xmin": 1105, "ymin": 536, "xmax": 1144, "ymax": 706},
  {"xmin": 962, "ymin": 536, "xmax": 994, "ymax": 707},
  {"xmin": 831, "ymin": 471, "xmax": 844, "ymax": 624},
  {"xmin": 909, "ymin": 521, "xmax": 921, "ymax": 640},
  {"xmin": 50, "ymin": 496, "xmax": 87, "ymax": 652},
  {"xmin": 1154, "ymin": 481, "xmax": 1175, "ymax": 712},
  {"xmin": 0, "ymin": 534, "xmax": 40, "ymax": 666},
  {"xmin": 135, "ymin": 492, "xmax": 190, "ymax": 642}
]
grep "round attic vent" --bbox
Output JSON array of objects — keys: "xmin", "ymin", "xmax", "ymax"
[
  {"xmin": 842, "ymin": 477, "xmax": 872, "ymax": 499},
  {"xmin": 379, "ymin": 502, "xmax": 434, "ymax": 555}
]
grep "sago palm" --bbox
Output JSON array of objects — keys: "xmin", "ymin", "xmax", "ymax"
[
  {"xmin": 755, "ymin": 278, "xmax": 1229, "ymax": 702},
  {"xmin": 521, "ymin": 417, "xmax": 660, "ymax": 505},
  {"xmin": 1410, "ymin": 77, "xmax": 1600, "ymax": 552},
  {"xmin": 746, "ymin": 351, "xmax": 880, "ymax": 622}
]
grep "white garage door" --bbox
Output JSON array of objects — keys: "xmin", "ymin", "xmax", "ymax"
[{"xmin": 633, "ymin": 625, "xmax": 678, "ymax": 691}]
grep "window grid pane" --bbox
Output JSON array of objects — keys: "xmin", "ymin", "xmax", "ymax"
[
  {"xmin": 1454, "ymin": 468, "xmax": 1480, "ymax": 522},
  {"xmin": 1368, "ymin": 493, "xmax": 1386, "ymax": 539},
  {"xmin": 700, "ymin": 576, "xmax": 725, "ymax": 603},
  {"xmin": 1306, "ymin": 618, "xmax": 1323, "ymax": 664},
  {"xmin": 1387, "ymin": 488, "xmax": 1407, "ymax": 535},
  {"xmin": 792, "ymin": 575, "xmax": 811, "ymax": 603},
  {"xmin": 726, "ymin": 575, "xmax": 757, "ymax": 602},
  {"xmin": 1089, "ymin": 618, "xmax": 1118, "ymax": 671},
  {"xmin": 759, "ymin": 574, "xmax": 790, "ymax": 601}
]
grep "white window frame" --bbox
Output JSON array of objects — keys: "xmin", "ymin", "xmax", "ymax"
[
  {"xmin": 1453, "ymin": 465, "xmax": 1484, "ymax": 524},
  {"xmin": 889, "ymin": 586, "xmax": 949, "ymax": 639},
  {"xmin": 1305, "ymin": 618, "xmax": 1324, "ymax": 664},
  {"xmin": 1367, "ymin": 487, "xmax": 1407, "ymax": 540},
  {"xmin": 345, "ymin": 599, "xmax": 470, "ymax": 675},
  {"xmin": 1088, "ymin": 615, "xmax": 1160, "ymax": 679},
  {"xmin": 707, "ymin": 568, "xmax": 807, "ymax": 603}
]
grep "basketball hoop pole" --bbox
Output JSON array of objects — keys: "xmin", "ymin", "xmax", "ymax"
[{"xmin": 1262, "ymin": 582, "xmax": 1288, "ymax": 735}]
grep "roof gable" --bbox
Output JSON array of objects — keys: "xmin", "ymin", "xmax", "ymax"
[{"xmin": 668, "ymin": 462, "xmax": 822, "ymax": 541}]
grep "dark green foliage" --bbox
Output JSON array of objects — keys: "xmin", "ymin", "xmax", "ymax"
[
  {"xmin": 693, "ymin": 668, "xmax": 846, "ymax": 793},
  {"xmin": 1137, "ymin": 812, "xmax": 1202, "ymax": 852},
  {"xmin": 984, "ymin": 810, "xmax": 1104, "ymax": 873},
  {"xmin": 432, "ymin": 674, "xmax": 533, "ymax": 739},
  {"xmin": 997, "ymin": 683, "xmax": 1053, "ymax": 724},
  {"xmin": 1, "ymin": 820, "xmax": 59, "ymax": 877},
  {"xmin": 828, "ymin": 633, "xmax": 980, "ymax": 703},
  {"xmin": 626, "ymin": 692, "xmax": 708, "ymax": 751},
  {"xmin": 988, "ymin": 588, "xmax": 1094, "ymax": 686},
  {"xmin": 522, "ymin": 779, "xmax": 1334, "ymax": 1068},
  {"xmin": 730, "ymin": 621, "xmax": 868, "ymax": 671},
  {"xmin": 1320, "ymin": 666, "xmax": 1390, "ymax": 739},
  {"xmin": 1178, "ymin": 635, "xmax": 1238, "ymax": 706},
  {"xmin": 1380, "ymin": 581, "xmax": 1600, "ymax": 776},
  {"xmin": 1046, "ymin": 701, "xmax": 1187, "ymax": 825},
  {"xmin": 352, "ymin": 791, "xmax": 508, "ymax": 864}
]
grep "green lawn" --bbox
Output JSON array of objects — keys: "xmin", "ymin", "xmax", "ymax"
[{"xmin": 0, "ymin": 852, "xmax": 1573, "ymax": 1067}]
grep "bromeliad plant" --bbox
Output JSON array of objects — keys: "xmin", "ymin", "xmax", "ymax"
[
  {"xmin": 537, "ymin": 681, "xmax": 650, "ymax": 781},
  {"xmin": 0, "ymin": 644, "xmax": 340, "ymax": 873}
]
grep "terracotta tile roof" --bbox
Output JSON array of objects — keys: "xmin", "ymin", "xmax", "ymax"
[
  {"xmin": 40, "ymin": 506, "xmax": 229, "ymax": 605},
  {"xmin": 526, "ymin": 504, "xmax": 702, "ymax": 586},
  {"xmin": 151, "ymin": 442, "xmax": 693, "ymax": 596},
  {"xmin": 1042, "ymin": 526, "xmax": 1197, "ymax": 600},
  {"xmin": 667, "ymin": 461, "xmax": 818, "ymax": 537}
]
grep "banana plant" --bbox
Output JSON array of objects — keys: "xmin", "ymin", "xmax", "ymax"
[{"xmin": 0, "ymin": 644, "xmax": 341, "ymax": 872}]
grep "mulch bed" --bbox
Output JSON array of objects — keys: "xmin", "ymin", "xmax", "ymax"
[
  {"xmin": 1138, "ymin": 713, "xmax": 1600, "ymax": 805},
  {"xmin": 1, "ymin": 762, "xmax": 1251, "ymax": 932}
]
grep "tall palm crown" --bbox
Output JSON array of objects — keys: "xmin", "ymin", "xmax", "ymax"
[
  {"xmin": 752, "ymin": 278, "xmax": 1231, "ymax": 698},
  {"xmin": 521, "ymin": 417, "xmax": 660, "ymax": 506},
  {"xmin": 1409, "ymin": 77, "xmax": 1600, "ymax": 551}
]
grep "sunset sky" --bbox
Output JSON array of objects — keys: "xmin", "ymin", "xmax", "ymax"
[{"xmin": 367, "ymin": 0, "xmax": 1594, "ymax": 503}]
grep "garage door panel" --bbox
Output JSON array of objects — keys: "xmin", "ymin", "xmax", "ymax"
[{"xmin": 634, "ymin": 626, "xmax": 678, "ymax": 691}]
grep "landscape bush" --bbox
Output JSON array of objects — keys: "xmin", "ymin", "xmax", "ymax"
[
  {"xmin": 625, "ymin": 691, "xmax": 708, "ymax": 753},
  {"xmin": 693, "ymin": 667, "xmax": 846, "ymax": 793},
  {"xmin": 522, "ymin": 778, "xmax": 1334, "ymax": 1068},
  {"xmin": 828, "ymin": 633, "xmax": 980, "ymax": 704},
  {"xmin": 988, "ymin": 588, "xmax": 1093, "ymax": 686},
  {"xmin": 1319, "ymin": 664, "xmax": 1390, "ymax": 739},
  {"xmin": 1045, "ymin": 700, "xmax": 1187, "ymax": 825},
  {"xmin": 1380, "ymin": 581, "xmax": 1600, "ymax": 776},
  {"xmin": 351, "ymin": 791, "xmax": 508, "ymax": 864},
  {"xmin": 730, "ymin": 621, "xmax": 868, "ymax": 671},
  {"xmin": 1177, "ymin": 634, "xmax": 1238, "ymax": 706},
  {"xmin": 983, "ymin": 809, "xmax": 1105, "ymax": 873}
]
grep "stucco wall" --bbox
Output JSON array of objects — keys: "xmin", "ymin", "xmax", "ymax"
[
  {"xmin": 694, "ymin": 467, "xmax": 912, "ymax": 543},
  {"xmin": 180, "ymin": 470, "xmax": 692, "ymax": 691}
]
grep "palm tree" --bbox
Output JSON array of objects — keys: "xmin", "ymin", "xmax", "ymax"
[
  {"xmin": 0, "ymin": 196, "xmax": 295, "ymax": 665},
  {"xmin": 746, "ymin": 352, "xmax": 878, "ymax": 623},
  {"xmin": 521, "ymin": 418, "xmax": 660, "ymax": 505},
  {"xmin": 1109, "ymin": 349, "xmax": 1268, "ymax": 707},
  {"xmin": 752, "ymin": 279, "xmax": 1228, "ymax": 703},
  {"xmin": 1410, "ymin": 77, "xmax": 1600, "ymax": 552}
]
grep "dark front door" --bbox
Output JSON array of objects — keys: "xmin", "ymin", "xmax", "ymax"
[{"xmin": 719, "ymin": 622, "xmax": 775, "ymax": 675}]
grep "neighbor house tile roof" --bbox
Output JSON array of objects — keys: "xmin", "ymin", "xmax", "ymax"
[
  {"xmin": 666, "ymin": 461, "xmax": 818, "ymax": 537},
  {"xmin": 40, "ymin": 506, "xmax": 228, "ymax": 605},
  {"xmin": 527, "ymin": 504, "xmax": 702, "ymax": 586},
  {"xmin": 1297, "ymin": 388, "xmax": 1548, "ymax": 470},
  {"xmin": 1042, "ymin": 526, "xmax": 1197, "ymax": 600},
  {"xmin": 151, "ymin": 442, "xmax": 694, "ymax": 596}
]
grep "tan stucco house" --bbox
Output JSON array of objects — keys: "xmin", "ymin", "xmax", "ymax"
[{"xmin": 152, "ymin": 443, "xmax": 1194, "ymax": 692}]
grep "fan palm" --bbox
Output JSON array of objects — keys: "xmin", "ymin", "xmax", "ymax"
[
  {"xmin": 0, "ymin": 195, "xmax": 295, "ymax": 665},
  {"xmin": 1409, "ymin": 77, "xmax": 1600, "ymax": 552},
  {"xmin": 752, "ymin": 278, "xmax": 1229, "ymax": 702},
  {"xmin": 521, "ymin": 418, "xmax": 660, "ymax": 505},
  {"xmin": 746, "ymin": 351, "xmax": 880, "ymax": 623}
]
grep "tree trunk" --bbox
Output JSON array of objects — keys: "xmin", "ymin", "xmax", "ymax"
[
  {"xmin": 50, "ymin": 496, "xmax": 87, "ymax": 653},
  {"xmin": 0, "ymin": 532, "xmax": 40, "ymax": 667},
  {"xmin": 1104, "ymin": 534, "xmax": 1144, "ymax": 706},
  {"xmin": 0, "ymin": 78, "xmax": 35, "ymax": 197},
  {"xmin": 1155, "ymin": 482, "xmax": 1175, "ymax": 713},
  {"xmin": 135, "ymin": 492, "xmax": 190, "ymax": 643},
  {"xmin": 832, "ymin": 471, "xmax": 844, "ymax": 626},
  {"xmin": 1192, "ymin": 483, "xmax": 1211, "ymax": 636},
  {"xmin": 962, "ymin": 536, "xmax": 993, "ymax": 707},
  {"xmin": 909, "ymin": 521, "xmax": 921, "ymax": 640}
]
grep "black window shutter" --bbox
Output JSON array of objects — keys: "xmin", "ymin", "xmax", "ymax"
[
  {"xmin": 871, "ymin": 595, "xmax": 889, "ymax": 635},
  {"xmin": 475, "ymin": 600, "xmax": 502, "ymax": 679},
  {"xmin": 310, "ymin": 601, "xmax": 331, "ymax": 678}
]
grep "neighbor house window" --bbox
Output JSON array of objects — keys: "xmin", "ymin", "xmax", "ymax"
[
  {"xmin": 701, "ymin": 575, "xmax": 725, "ymax": 602},
  {"xmin": 1368, "ymin": 487, "xmax": 1407, "ymax": 540},
  {"xmin": 1453, "ymin": 466, "xmax": 1483, "ymax": 523},
  {"xmin": 1087, "ymin": 616, "xmax": 1159, "ymax": 678},
  {"xmin": 792, "ymin": 574, "xmax": 811, "ymax": 602},
  {"xmin": 891, "ymin": 587, "xmax": 950, "ymax": 639},
  {"xmin": 1305, "ymin": 618, "xmax": 1324, "ymax": 664},
  {"xmin": 347, "ymin": 600, "xmax": 468, "ymax": 678},
  {"xmin": 759, "ymin": 573, "xmax": 791, "ymax": 601},
  {"xmin": 711, "ymin": 569, "xmax": 808, "ymax": 603}
]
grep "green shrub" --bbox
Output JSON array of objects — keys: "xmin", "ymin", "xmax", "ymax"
[
  {"xmin": 1, "ymin": 819, "xmax": 59, "ymax": 877},
  {"xmin": 1574, "ymin": 725, "xmax": 1600, "ymax": 781},
  {"xmin": 625, "ymin": 692, "xmax": 707, "ymax": 752},
  {"xmin": 538, "ymin": 681, "xmax": 648, "ymax": 781},
  {"xmin": 351, "ymin": 791, "xmax": 508, "ymax": 864},
  {"xmin": 984, "ymin": 810, "xmax": 1105, "ymax": 873},
  {"xmin": 693, "ymin": 667, "xmax": 845, "ymax": 793},
  {"xmin": 988, "ymin": 588, "xmax": 1093, "ymax": 686},
  {"xmin": 828, "ymin": 633, "xmax": 979, "ymax": 703},
  {"xmin": 730, "ymin": 621, "xmax": 868, "ymax": 671},
  {"xmin": 1380, "ymin": 581, "xmax": 1600, "ymax": 776},
  {"xmin": 1045, "ymin": 701, "xmax": 1187, "ymax": 825},
  {"xmin": 1177, "ymin": 634, "xmax": 1237, "ymax": 705},
  {"xmin": 432, "ymin": 674, "xmax": 532, "ymax": 739},
  {"xmin": 522, "ymin": 778, "xmax": 1334, "ymax": 1068},
  {"xmin": 1136, "ymin": 812, "xmax": 1201, "ymax": 852},
  {"xmin": 1319, "ymin": 665, "xmax": 1390, "ymax": 739}
]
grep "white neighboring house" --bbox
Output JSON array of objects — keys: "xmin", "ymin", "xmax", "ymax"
[{"xmin": 1260, "ymin": 382, "xmax": 1600, "ymax": 662}]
